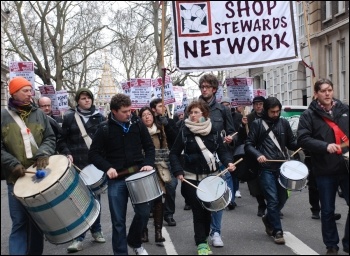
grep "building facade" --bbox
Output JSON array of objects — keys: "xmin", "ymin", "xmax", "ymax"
[{"xmin": 226, "ymin": 1, "xmax": 349, "ymax": 106}]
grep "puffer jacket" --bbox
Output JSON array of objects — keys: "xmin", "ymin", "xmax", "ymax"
[
  {"xmin": 245, "ymin": 115, "xmax": 298, "ymax": 171},
  {"xmin": 1, "ymin": 104, "xmax": 55, "ymax": 183},
  {"xmin": 297, "ymin": 99, "xmax": 349, "ymax": 176}
]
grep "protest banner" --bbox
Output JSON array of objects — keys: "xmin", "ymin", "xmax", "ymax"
[
  {"xmin": 171, "ymin": 1, "xmax": 300, "ymax": 72},
  {"xmin": 9, "ymin": 61, "xmax": 36, "ymax": 95},
  {"xmin": 226, "ymin": 77, "xmax": 254, "ymax": 106}
]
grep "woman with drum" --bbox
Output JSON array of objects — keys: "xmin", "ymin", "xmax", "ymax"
[
  {"xmin": 139, "ymin": 107, "xmax": 168, "ymax": 243},
  {"xmin": 169, "ymin": 100, "xmax": 236, "ymax": 255}
]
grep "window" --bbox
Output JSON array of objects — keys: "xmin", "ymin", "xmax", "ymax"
[
  {"xmin": 338, "ymin": 1, "xmax": 345, "ymax": 13},
  {"xmin": 326, "ymin": 44, "xmax": 333, "ymax": 80},
  {"xmin": 297, "ymin": 2, "xmax": 305, "ymax": 37},
  {"xmin": 288, "ymin": 92, "xmax": 292, "ymax": 105},
  {"xmin": 339, "ymin": 40, "xmax": 346, "ymax": 101},
  {"xmin": 287, "ymin": 65, "xmax": 293, "ymax": 91},
  {"xmin": 325, "ymin": 1, "xmax": 332, "ymax": 19}
]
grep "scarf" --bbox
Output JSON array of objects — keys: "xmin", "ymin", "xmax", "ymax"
[
  {"xmin": 8, "ymin": 98, "xmax": 34, "ymax": 120},
  {"xmin": 76, "ymin": 105, "xmax": 98, "ymax": 123},
  {"xmin": 184, "ymin": 118, "xmax": 212, "ymax": 136},
  {"xmin": 147, "ymin": 123, "xmax": 158, "ymax": 136}
]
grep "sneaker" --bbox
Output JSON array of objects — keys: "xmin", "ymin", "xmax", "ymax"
[
  {"xmin": 326, "ymin": 247, "xmax": 338, "ymax": 255},
  {"xmin": 67, "ymin": 239, "xmax": 83, "ymax": 252},
  {"xmin": 235, "ymin": 190, "xmax": 242, "ymax": 198},
  {"xmin": 133, "ymin": 246, "xmax": 148, "ymax": 255},
  {"xmin": 257, "ymin": 208, "xmax": 265, "ymax": 217},
  {"xmin": 311, "ymin": 211, "xmax": 320, "ymax": 219},
  {"xmin": 210, "ymin": 232, "xmax": 224, "ymax": 247},
  {"xmin": 226, "ymin": 202, "xmax": 236, "ymax": 210},
  {"xmin": 334, "ymin": 213, "xmax": 341, "ymax": 221},
  {"xmin": 262, "ymin": 215, "xmax": 273, "ymax": 236},
  {"xmin": 92, "ymin": 231, "xmax": 106, "ymax": 243},
  {"xmin": 197, "ymin": 243, "xmax": 209, "ymax": 255},
  {"xmin": 206, "ymin": 242, "xmax": 213, "ymax": 255},
  {"xmin": 274, "ymin": 231, "xmax": 285, "ymax": 244}
]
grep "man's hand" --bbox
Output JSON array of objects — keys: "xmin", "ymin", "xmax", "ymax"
[
  {"xmin": 11, "ymin": 164, "xmax": 26, "ymax": 180},
  {"xmin": 33, "ymin": 156, "xmax": 49, "ymax": 170}
]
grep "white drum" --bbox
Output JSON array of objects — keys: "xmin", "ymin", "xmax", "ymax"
[
  {"xmin": 278, "ymin": 160, "xmax": 309, "ymax": 191},
  {"xmin": 14, "ymin": 155, "xmax": 100, "ymax": 244},
  {"xmin": 125, "ymin": 170, "xmax": 163, "ymax": 204},
  {"xmin": 196, "ymin": 176, "xmax": 232, "ymax": 212},
  {"xmin": 80, "ymin": 164, "xmax": 108, "ymax": 195}
]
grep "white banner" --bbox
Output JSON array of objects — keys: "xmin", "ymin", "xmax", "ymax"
[
  {"xmin": 226, "ymin": 77, "xmax": 254, "ymax": 106},
  {"xmin": 9, "ymin": 61, "xmax": 36, "ymax": 95},
  {"xmin": 171, "ymin": 1, "xmax": 300, "ymax": 72}
]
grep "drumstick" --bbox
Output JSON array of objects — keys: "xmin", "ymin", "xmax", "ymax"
[
  {"xmin": 71, "ymin": 163, "xmax": 89, "ymax": 178},
  {"xmin": 211, "ymin": 158, "xmax": 244, "ymax": 182},
  {"xmin": 25, "ymin": 171, "xmax": 36, "ymax": 174},
  {"xmin": 290, "ymin": 147, "xmax": 303, "ymax": 157},
  {"xmin": 182, "ymin": 178, "xmax": 205, "ymax": 193},
  {"xmin": 265, "ymin": 159, "xmax": 287, "ymax": 162},
  {"xmin": 224, "ymin": 132, "xmax": 238, "ymax": 143},
  {"xmin": 340, "ymin": 142, "xmax": 349, "ymax": 148}
]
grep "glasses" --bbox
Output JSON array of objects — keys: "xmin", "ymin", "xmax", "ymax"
[
  {"xmin": 39, "ymin": 104, "xmax": 51, "ymax": 108},
  {"xmin": 199, "ymin": 85, "xmax": 212, "ymax": 90},
  {"xmin": 189, "ymin": 111, "xmax": 202, "ymax": 115}
]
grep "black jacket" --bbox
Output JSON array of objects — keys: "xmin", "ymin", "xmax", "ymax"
[
  {"xmin": 297, "ymin": 99, "xmax": 349, "ymax": 176},
  {"xmin": 88, "ymin": 113, "xmax": 155, "ymax": 177},
  {"xmin": 245, "ymin": 114, "xmax": 298, "ymax": 171}
]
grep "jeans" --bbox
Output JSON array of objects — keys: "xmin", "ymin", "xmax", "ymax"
[
  {"xmin": 108, "ymin": 178, "xmax": 151, "ymax": 255},
  {"xmin": 210, "ymin": 171, "xmax": 234, "ymax": 236},
  {"xmin": 259, "ymin": 170, "xmax": 288, "ymax": 235},
  {"xmin": 316, "ymin": 174, "xmax": 349, "ymax": 251},
  {"xmin": 7, "ymin": 184, "xmax": 44, "ymax": 255},
  {"xmin": 164, "ymin": 175, "xmax": 178, "ymax": 218},
  {"xmin": 76, "ymin": 194, "xmax": 102, "ymax": 241}
]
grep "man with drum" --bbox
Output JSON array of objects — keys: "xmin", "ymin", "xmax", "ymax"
[
  {"xmin": 1, "ymin": 76, "xmax": 56, "ymax": 255},
  {"xmin": 88, "ymin": 93, "xmax": 155, "ymax": 255},
  {"xmin": 58, "ymin": 88, "xmax": 106, "ymax": 252},
  {"xmin": 245, "ymin": 97, "xmax": 298, "ymax": 245},
  {"xmin": 297, "ymin": 78, "xmax": 349, "ymax": 255}
]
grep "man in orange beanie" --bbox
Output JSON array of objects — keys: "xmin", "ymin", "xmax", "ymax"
[{"xmin": 1, "ymin": 76, "xmax": 55, "ymax": 255}]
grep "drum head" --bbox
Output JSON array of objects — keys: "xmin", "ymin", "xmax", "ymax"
[
  {"xmin": 125, "ymin": 169, "xmax": 154, "ymax": 181},
  {"xmin": 197, "ymin": 176, "xmax": 226, "ymax": 202},
  {"xmin": 81, "ymin": 164, "xmax": 104, "ymax": 186},
  {"xmin": 280, "ymin": 160, "xmax": 308, "ymax": 180},
  {"xmin": 14, "ymin": 155, "xmax": 69, "ymax": 198}
]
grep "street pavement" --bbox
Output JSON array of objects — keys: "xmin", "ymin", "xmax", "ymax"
[{"xmin": 1, "ymin": 178, "xmax": 348, "ymax": 255}]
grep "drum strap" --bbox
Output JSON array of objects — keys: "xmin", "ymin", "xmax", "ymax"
[
  {"xmin": 322, "ymin": 117, "xmax": 349, "ymax": 154},
  {"xmin": 262, "ymin": 120, "xmax": 284, "ymax": 156},
  {"xmin": 75, "ymin": 112, "xmax": 92, "ymax": 149},
  {"xmin": 194, "ymin": 136, "xmax": 217, "ymax": 172},
  {"xmin": 6, "ymin": 108, "xmax": 38, "ymax": 158}
]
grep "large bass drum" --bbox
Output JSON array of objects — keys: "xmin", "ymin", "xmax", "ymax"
[{"xmin": 14, "ymin": 155, "xmax": 100, "ymax": 244}]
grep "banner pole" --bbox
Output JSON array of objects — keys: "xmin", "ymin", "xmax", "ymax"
[{"xmin": 161, "ymin": 1, "xmax": 166, "ymax": 116}]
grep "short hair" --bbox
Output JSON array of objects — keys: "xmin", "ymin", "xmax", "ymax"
[
  {"xmin": 139, "ymin": 106, "xmax": 162, "ymax": 130},
  {"xmin": 314, "ymin": 78, "xmax": 333, "ymax": 92},
  {"xmin": 110, "ymin": 93, "xmax": 131, "ymax": 111},
  {"xmin": 198, "ymin": 73, "xmax": 219, "ymax": 90},
  {"xmin": 150, "ymin": 98, "xmax": 162, "ymax": 109},
  {"xmin": 186, "ymin": 100, "xmax": 210, "ymax": 119},
  {"xmin": 263, "ymin": 97, "xmax": 282, "ymax": 112}
]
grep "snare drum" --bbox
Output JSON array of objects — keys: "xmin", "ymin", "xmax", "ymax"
[
  {"xmin": 125, "ymin": 170, "xmax": 163, "ymax": 204},
  {"xmin": 14, "ymin": 155, "xmax": 100, "ymax": 244},
  {"xmin": 80, "ymin": 164, "xmax": 108, "ymax": 195},
  {"xmin": 196, "ymin": 176, "xmax": 232, "ymax": 212},
  {"xmin": 278, "ymin": 160, "xmax": 309, "ymax": 191}
]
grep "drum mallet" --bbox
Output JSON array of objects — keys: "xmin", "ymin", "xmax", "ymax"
[
  {"xmin": 182, "ymin": 178, "xmax": 206, "ymax": 193},
  {"xmin": 25, "ymin": 170, "xmax": 47, "ymax": 178},
  {"xmin": 290, "ymin": 147, "xmax": 303, "ymax": 157}
]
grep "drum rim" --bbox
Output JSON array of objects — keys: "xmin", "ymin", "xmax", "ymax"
[{"xmin": 125, "ymin": 169, "xmax": 155, "ymax": 181}]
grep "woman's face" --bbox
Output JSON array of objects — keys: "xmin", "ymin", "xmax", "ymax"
[
  {"xmin": 141, "ymin": 110, "xmax": 154, "ymax": 127},
  {"xmin": 188, "ymin": 107, "xmax": 203, "ymax": 123}
]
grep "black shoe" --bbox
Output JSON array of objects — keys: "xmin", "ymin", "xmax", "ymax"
[
  {"xmin": 274, "ymin": 231, "xmax": 285, "ymax": 244},
  {"xmin": 164, "ymin": 217, "xmax": 176, "ymax": 226},
  {"xmin": 334, "ymin": 213, "xmax": 341, "ymax": 221},
  {"xmin": 279, "ymin": 211, "xmax": 284, "ymax": 219},
  {"xmin": 184, "ymin": 204, "xmax": 192, "ymax": 210},
  {"xmin": 257, "ymin": 208, "xmax": 265, "ymax": 217},
  {"xmin": 311, "ymin": 211, "xmax": 320, "ymax": 219},
  {"xmin": 227, "ymin": 202, "xmax": 236, "ymax": 210},
  {"xmin": 326, "ymin": 247, "xmax": 338, "ymax": 255},
  {"xmin": 262, "ymin": 215, "xmax": 273, "ymax": 236}
]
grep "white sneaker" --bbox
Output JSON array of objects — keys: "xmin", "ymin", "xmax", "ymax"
[
  {"xmin": 67, "ymin": 239, "xmax": 83, "ymax": 252},
  {"xmin": 210, "ymin": 232, "xmax": 224, "ymax": 247},
  {"xmin": 235, "ymin": 190, "xmax": 242, "ymax": 198},
  {"xmin": 92, "ymin": 231, "xmax": 106, "ymax": 243},
  {"xmin": 134, "ymin": 246, "xmax": 148, "ymax": 255}
]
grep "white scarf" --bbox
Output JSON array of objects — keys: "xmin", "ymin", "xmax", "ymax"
[
  {"xmin": 147, "ymin": 123, "xmax": 158, "ymax": 136},
  {"xmin": 184, "ymin": 118, "xmax": 212, "ymax": 136}
]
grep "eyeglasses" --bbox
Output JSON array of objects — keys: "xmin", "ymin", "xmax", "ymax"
[
  {"xmin": 199, "ymin": 85, "xmax": 212, "ymax": 90},
  {"xmin": 39, "ymin": 104, "xmax": 51, "ymax": 108},
  {"xmin": 189, "ymin": 111, "xmax": 202, "ymax": 115}
]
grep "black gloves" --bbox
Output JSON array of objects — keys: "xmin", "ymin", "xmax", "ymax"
[
  {"xmin": 33, "ymin": 156, "xmax": 50, "ymax": 170},
  {"xmin": 11, "ymin": 164, "xmax": 26, "ymax": 181},
  {"xmin": 158, "ymin": 116, "xmax": 168, "ymax": 126}
]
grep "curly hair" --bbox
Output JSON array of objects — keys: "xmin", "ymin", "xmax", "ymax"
[
  {"xmin": 186, "ymin": 100, "xmax": 210, "ymax": 118},
  {"xmin": 110, "ymin": 93, "xmax": 131, "ymax": 111},
  {"xmin": 198, "ymin": 73, "xmax": 219, "ymax": 90}
]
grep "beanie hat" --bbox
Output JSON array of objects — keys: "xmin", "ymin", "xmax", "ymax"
[
  {"xmin": 221, "ymin": 96, "xmax": 231, "ymax": 104},
  {"xmin": 9, "ymin": 77, "xmax": 32, "ymax": 95},
  {"xmin": 75, "ymin": 88, "xmax": 94, "ymax": 104},
  {"xmin": 252, "ymin": 96, "xmax": 265, "ymax": 103}
]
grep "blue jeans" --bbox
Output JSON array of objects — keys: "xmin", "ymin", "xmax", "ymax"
[
  {"xmin": 76, "ymin": 194, "xmax": 102, "ymax": 241},
  {"xmin": 316, "ymin": 174, "xmax": 349, "ymax": 251},
  {"xmin": 108, "ymin": 178, "xmax": 151, "ymax": 255},
  {"xmin": 210, "ymin": 171, "xmax": 235, "ymax": 236},
  {"xmin": 164, "ymin": 175, "xmax": 178, "ymax": 218},
  {"xmin": 7, "ymin": 184, "xmax": 44, "ymax": 255},
  {"xmin": 259, "ymin": 170, "xmax": 288, "ymax": 235}
]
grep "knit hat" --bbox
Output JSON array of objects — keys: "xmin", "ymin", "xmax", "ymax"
[
  {"xmin": 9, "ymin": 77, "xmax": 32, "ymax": 95},
  {"xmin": 75, "ymin": 88, "xmax": 94, "ymax": 103},
  {"xmin": 252, "ymin": 96, "xmax": 265, "ymax": 103},
  {"xmin": 221, "ymin": 96, "xmax": 231, "ymax": 104}
]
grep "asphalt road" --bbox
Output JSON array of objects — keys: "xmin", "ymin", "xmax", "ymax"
[{"xmin": 1, "ymin": 178, "xmax": 348, "ymax": 255}]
